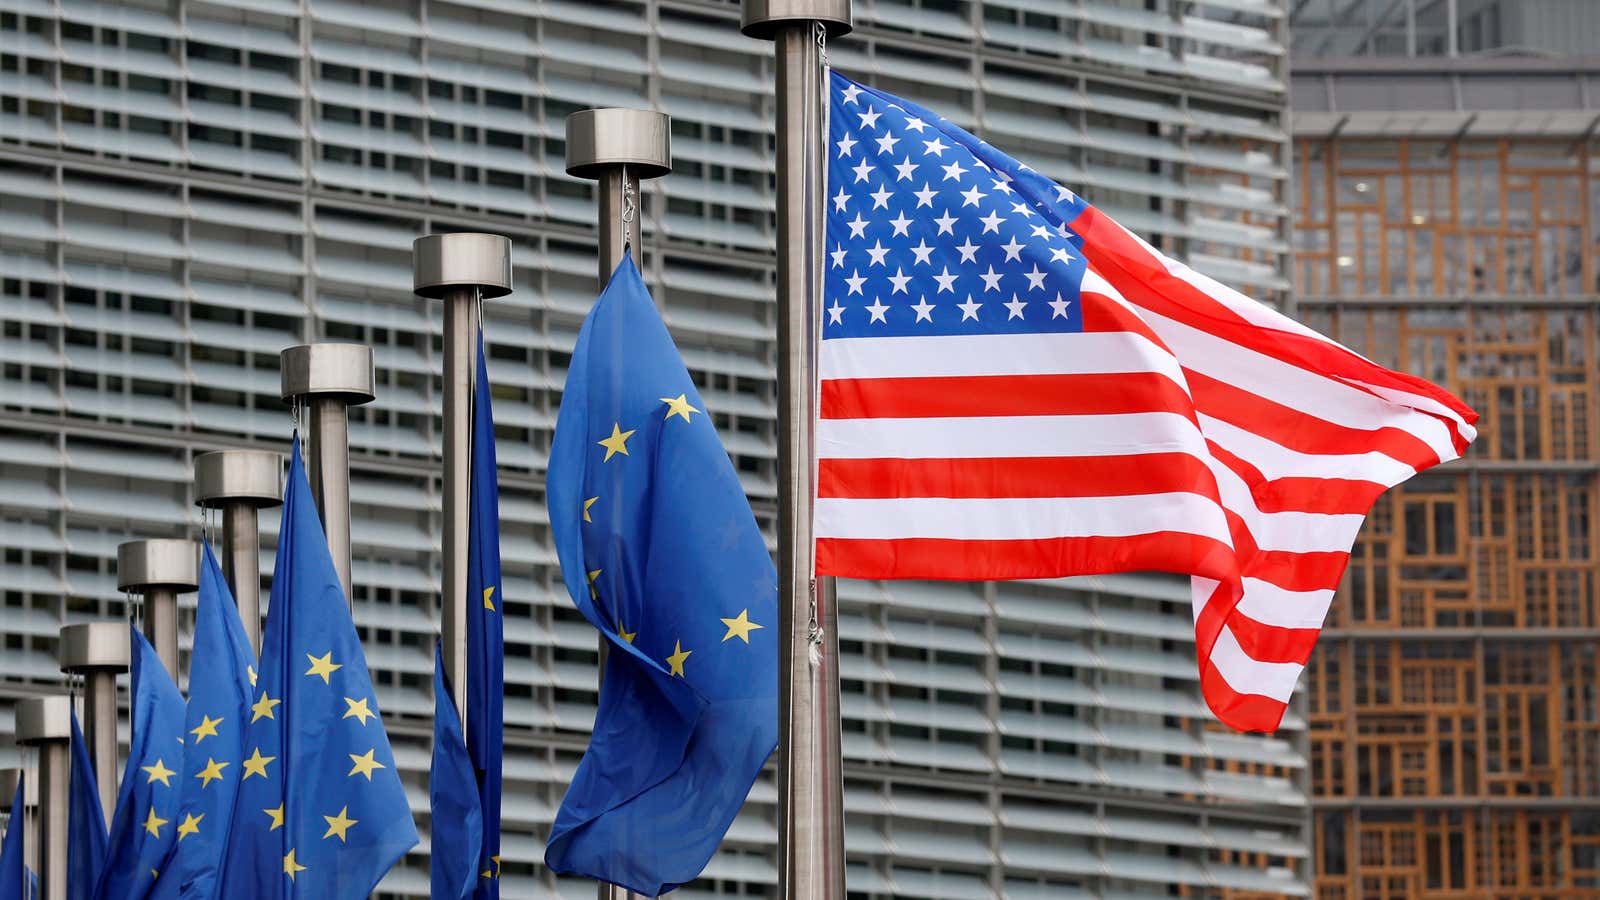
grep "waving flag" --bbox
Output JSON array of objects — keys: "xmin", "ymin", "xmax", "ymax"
[
  {"xmin": 217, "ymin": 436, "xmax": 418, "ymax": 897},
  {"xmin": 465, "ymin": 332, "xmax": 503, "ymax": 894},
  {"xmin": 819, "ymin": 73, "xmax": 1477, "ymax": 733},
  {"xmin": 0, "ymin": 777, "xmax": 24, "ymax": 900},
  {"xmin": 545, "ymin": 255, "xmax": 779, "ymax": 895},
  {"xmin": 429, "ymin": 643, "xmax": 482, "ymax": 900},
  {"xmin": 69, "ymin": 712, "xmax": 108, "ymax": 900}
]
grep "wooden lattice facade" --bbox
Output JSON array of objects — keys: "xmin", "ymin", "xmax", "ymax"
[{"xmin": 1294, "ymin": 136, "xmax": 1600, "ymax": 898}]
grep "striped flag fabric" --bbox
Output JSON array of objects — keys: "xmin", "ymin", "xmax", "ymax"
[{"xmin": 819, "ymin": 72, "xmax": 1477, "ymax": 733}]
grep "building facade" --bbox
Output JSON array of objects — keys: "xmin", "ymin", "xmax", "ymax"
[
  {"xmin": 0, "ymin": 0, "xmax": 1305, "ymax": 896},
  {"xmin": 1290, "ymin": 1, "xmax": 1600, "ymax": 895}
]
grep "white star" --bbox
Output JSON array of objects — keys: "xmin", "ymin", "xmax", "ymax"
[
  {"xmin": 979, "ymin": 211, "xmax": 1006, "ymax": 234},
  {"xmin": 958, "ymin": 295, "xmax": 982, "ymax": 321},
  {"xmin": 875, "ymin": 133, "xmax": 900, "ymax": 155},
  {"xmin": 841, "ymin": 83, "xmax": 864, "ymax": 105},
  {"xmin": 847, "ymin": 213, "xmax": 870, "ymax": 239},
  {"xmin": 978, "ymin": 265, "xmax": 1003, "ymax": 292},
  {"xmin": 869, "ymin": 185, "xmax": 893, "ymax": 210},
  {"xmin": 828, "ymin": 299, "xmax": 846, "ymax": 324},
  {"xmin": 1048, "ymin": 292, "xmax": 1072, "ymax": 319},
  {"xmin": 922, "ymin": 137, "xmax": 950, "ymax": 157},
  {"xmin": 959, "ymin": 185, "xmax": 987, "ymax": 208},
  {"xmin": 973, "ymin": 158, "xmax": 992, "ymax": 172},
  {"xmin": 888, "ymin": 212, "xmax": 912, "ymax": 237},
  {"xmin": 893, "ymin": 157, "xmax": 919, "ymax": 181},
  {"xmin": 865, "ymin": 297, "xmax": 889, "ymax": 323},
  {"xmin": 836, "ymin": 134, "xmax": 858, "ymax": 157},
  {"xmin": 865, "ymin": 240, "xmax": 890, "ymax": 266},
  {"xmin": 1004, "ymin": 294, "xmax": 1028, "ymax": 320},
  {"xmin": 991, "ymin": 177, "xmax": 1015, "ymax": 195},
  {"xmin": 912, "ymin": 184, "xmax": 938, "ymax": 208},
  {"xmin": 941, "ymin": 160, "xmax": 968, "ymax": 181},
  {"xmin": 1058, "ymin": 222, "xmax": 1074, "ymax": 238},
  {"xmin": 844, "ymin": 269, "xmax": 866, "ymax": 295},
  {"xmin": 887, "ymin": 267, "xmax": 912, "ymax": 294},
  {"xmin": 1049, "ymin": 247, "xmax": 1075, "ymax": 265},
  {"xmin": 932, "ymin": 267, "xmax": 958, "ymax": 293},
  {"xmin": 909, "ymin": 239, "xmax": 935, "ymax": 265},
  {"xmin": 851, "ymin": 159, "xmax": 873, "ymax": 183},
  {"xmin": 933, "ymin": 210, "xmax": 957, "ymax": 235},
  {"xmin": 1056, "ymin": 184, "xmax": 1078, "ymax": 203},
  {"xmin": 903, "ymin": 115, "xmax": 928, "ymax": 133},
  {"xmin": 999, "ymin": 236, "xmax": 1025, "ymax": 262},
  {"xmin": 1010, "ymin": 201, "xmax": 1035, "ymax": 219},
  {"xmin": 830, "ymin": 244, "xmax": 848, "ymax": 268},
  {"xmin": 832, "ymin": 187, "xmax": 850, "ymax": 212},
  {"xmin": 1023, "ymin": 265, "xmax": 1048, "ymax": 291},
  {"xmin": 911, "ymin": 296, "xmax": 935, "ymax": 322},
  {"xmin": 954, "ymin": 237, "xmax": 979, "ymax": 263},
  {"xmin": 856, "ymin": 107, "xmax": 881, "ymax": 129},
  {"xmin": 1030, "ymin": 224, "xmax": 1054, "ymax": 240}
]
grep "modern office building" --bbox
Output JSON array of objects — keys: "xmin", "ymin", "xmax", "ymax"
[
  {"xmin": 1289, "ymin": 1, "xmax": 1600, "ymax": 896},
  {"xmin": 0, "ymin": 0, "xmax": 1306, "ymax": 896}
]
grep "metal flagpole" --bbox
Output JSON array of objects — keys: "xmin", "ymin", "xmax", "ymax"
[
  {"xmin": 117, "ymin": 538, "xmax": 199, "ymax": 678},
  {"xmin": 279, "ymin": 343, "xmax": 376, "ymax": 604},
  {"xmin": 564, "ymin": 106, "xmax": 672, "ymax": 900},
  {"xmin": 412, "ymin": 232, "xmax": 513, "ymax": 723},
  {"xmin": 57, "ymin": 623, "xmax": 129, "ymax": 820},
  {"xmin": 16, "ymin": 696, "xmax": 71, "ymax": 900},
  {"xmin": 195, "ymin": 450, "xmax": 284, "ymax": 654},
  {"xmin": 740, "ymin": 1, "xmax": 851, "ymax": 896}
]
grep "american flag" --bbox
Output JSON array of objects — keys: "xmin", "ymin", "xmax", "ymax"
[{"xmin": 818, "ymin": 73, "xmax": 1478, "ymax": 733}]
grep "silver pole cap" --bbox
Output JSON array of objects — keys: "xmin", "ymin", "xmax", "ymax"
[
  {"xmin": 15, "ymin": 696, "xmax": 72, "ymax": 745},
  {"xmin": 279, "ymin": 343, "xmax": 376, "ymax": 405},
  {"xmin": 194, "ymin": 450, "xmax": 284, "ymax": 509},
  {"xmin": 58, "ymin": 622, "xmax": 130, "ymax": 673},
  {"xmin": 741, "ymin": 0, "xmax": 852, "ymax": 39},
  {"xmin": 0, "ymin": 768, "xmax": 18, "ymax": 808},
  {"xmin": 412, "ymin": 233, "xmax": 514, "ymax": 300},
  {"xmin": 564, "ymin": 109, "xmax": 672, "ymax": 180},
  {"xmin": 116, "ymin": 539, "xmax": 199, "ymax": 593}
]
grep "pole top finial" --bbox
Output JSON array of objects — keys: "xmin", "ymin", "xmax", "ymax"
[
  {"xmin": 412, "ymin": 233, "xmax": 514, "ymax": 300},
  {"xmin": 279, "ymin": 343, "xmax": 377, "ymax": 405},
  {"xmin": 194, "ymin": 450, "xmax": 284, "ymax": 509},
  {"xmin": 564, "ymin": 109, "xmax": 673, "ymax": 180},
  {"xmin": 58, "ymin": 622, "xmax": 131, "ymax": 674},
  {"xmin": 15, "ymin": 695, "xmax": 73, "ymax": 745},
  {"xmin": 741, "ymin": 0, "xmax": 852, "ymax": 40},
  {"xmin": 117, "ymin": 538, "xmax": 199, "ymax": 592}
]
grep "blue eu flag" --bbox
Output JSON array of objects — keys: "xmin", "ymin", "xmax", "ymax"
[
  {"xmin": 95, "ymin": 625, "xmax": 185, "ymax": 900},
  {"xmin": 429, "ymin": 642, "xmax": 481, "ymax": 900},
  {"xmin": 69, "ymin": 712, "xmax": 108, "ymax": 900},
  {"xmin": 466, "ymin": 332, "xmax": 504, "ymax": 894},
  {"xmin": 171, "ymin": 544, "xmax": 256, "ymax": 900},
  {"xmin": 0, "ymin": 777, "xmax": 24, "ymax": 900},
  {"xmin": 217, "ymin": 436, "xmax": 418, "ymax": 897},
  {"xmin": 545, "ymin": 255, "xmax": 779, "ymax": 895}
]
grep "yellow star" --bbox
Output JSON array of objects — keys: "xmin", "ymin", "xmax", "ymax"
[
  {"xmin": 189, "ymin": 715, "xmax": 223, "ymax": 743},
  {"xmin": 282, "ymin": 849, "xmax": 307, "ymax": 881},
  {"xmin": 176, "ymin": 812, "xmax": 203, "ymax": 841},
  {"xmin": 322, "ymin": 806, "xmax": 358, "ymax": 842},
  {"xmin": 250, "ymin": 690, "xmax": 280, "ymax": 723},
  {"xmin": 618, "ymin": 623, "xmax": 637, "ymax": 644},
  {"xmin": 141, "ymin": 758, "xmax": 176, "ymax": 787},
  {"xmin": 720, "ymin": 609, "xmax": 765, "ymax": 644},
  {"xmin": 247, "ymin": 666, "xmax": 257, "ymax": 687},
  {"xmin": 263, "ymin": 803, "xmax": 285, "ymax": 831},
  {"xmin": 481, "ymin": 854, "xmax": 503, "ymax": 879},
  {"xmin": 666, "ymin": 640, "xmax": 692, "ymax": 678},
  {"xmin": 660, "ymin": 393, "xmax": 701, "ymax": 423},
  {"xmin": 304, "ymin": 651, "xmax": 343, "ymax": 685},
  {"xmin": 587, "ymin": 569, "xmax": 602, "ymax": 600},
  {"xmin": 194, "ymin": 757, "xmax": 229, "ymax": 789},
  {"xmin": 143, "ymin": 807, "xmax": 169, "ymax": 838},
  {"xmin": 342, "ymin": 696, "xmax": 377, "ymax": 726},
  {"xmin": 347, "ymin": 748, "xmax": 385, "ymax": 781},
  {"xmin": 597, "ymin": 422, "xmax": 635, "ymax": 461},
  {"xmin": 482, "ymin": 586, "xmax": 496, "ymax": 611},
  {"xmin": 582, "ymin": 496, "xmax": 598, "ymax": 523},
  {"xmin": 241, "ymin": 748, "xmax": 275, "ymax": 780}
]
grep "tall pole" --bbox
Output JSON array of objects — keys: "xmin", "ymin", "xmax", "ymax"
[
  {"xmin": 740, "ymin": 2, "xmax": 851, "ymax": 897},
  {"xmin": 413, "ymin": 232, "xmax": 513, "ymax": 724},
  {"xmin": 565, "ymin": 107, "xmax": 672, "ymax": 900},
  {"xmin": 117, "ymin": 539, "xmax": 199, "ymax": 678},
  {"xmin": 195, "ymin": 450, "xmax": 283, "ymax": 653},
  {"xmin": 57, "ymin": 623, "xmax": 129, "ymax": 821},
  {"xmin": 16, "ymin": 696, "xmax": 71, "ymax": 900},
  {"xmin": 280, "ymin": 343, "xmax": 376, "ymax": 603}
]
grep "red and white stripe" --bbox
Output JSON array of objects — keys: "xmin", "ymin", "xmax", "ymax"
[{"xmin": 815, "ymin": 204, "xmax": 1477, "ymax": 734}]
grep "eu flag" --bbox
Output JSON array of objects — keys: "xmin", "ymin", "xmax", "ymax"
[
  {"xmin": 545, "ymin": 254, "xmax": 779, "ymax": 895},
  {"xmin": 217, "ymin": 436, "xmax": 418, "ymax": 897},
  {"xmin": 466, "ymin": 331, "xmax": 504, "ymax": 893},
  {"xmin": 69, "ymin": 712, "xmax": 108, "ymax": 900},
  {"xmin": 429, "ymin": 643, "xmax": 481, "ymax": 900},
  {"xmin": 0, "ymin": 777, "xmax": 24, "ymax": 900},
  {"xmin": 171, "ymin": 544, "xmax": 256, "ymax": 900},
  {"xmin": 95, "ymin": 626, "xmax": 185, "ymax": 900}
]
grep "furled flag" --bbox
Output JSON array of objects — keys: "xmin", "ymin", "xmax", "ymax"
[
  {"xmin": 169, "ymin": 544, "xmax": 256, "ymax": 900},
  {"xmin": 819, "ymin": 73, "xmax": 1478, "ymax": 733},
  {"xmin": 545, "ymin": 254, "xmax": 779, "ymax": 895},
  {"xmin": 0, "ymin": 777, "xmax": 24, "ymax": 900},
  {"xmin": 69, "ymin": 712, "xmax": 108, "ymax": 900},
  {"xmin": 465, "ymin": 331, "xmax": 504, "ymax": 893},
  {"xmin": 94, "ymin": 626, "xmax": 185, "ymax": 900},
  {"xmin": 216, "ymin": 436, "xmax": 418, "ymax": 897},
  {"xmin": 429, "ymin": 642, "xmax": 481, "ymax": 900}
]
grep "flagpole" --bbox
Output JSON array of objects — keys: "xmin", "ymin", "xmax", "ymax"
[
  {"xmin": 564, "ymin": 105, "xmax": 672, "ymax": 900},
  {"xmin": 57, "ymin": 623, "xmax": 128, "ymax": 820},
  {"xmin": 279, "ymin": 343, "xmax": 375, "ymax": 604},
  {"xmin": 195, "ymin": 449, "xmax": 283, "ymax": 653},
  {"xmin": 116, "ymin": 539, "xmax": 198, "ymax": 678},
  {"xmin": 740, "ymin": 2, "xmax": 851, "ymax": 896},
  {"xmin": 15, "ymin": 696, "xmax": 71, "ymax": 900},
  {"xmin": 413, "ymin": 232, "xmax": 513, "ymax": 723}
]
